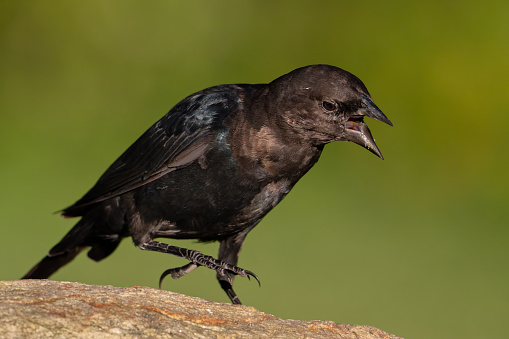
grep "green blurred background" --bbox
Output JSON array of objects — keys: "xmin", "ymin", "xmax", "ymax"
[{"xmin": 1, "ymin": 1, "xmax": 508, "ymax": 338}]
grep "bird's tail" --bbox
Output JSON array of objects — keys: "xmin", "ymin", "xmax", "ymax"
[
  {"xmin": 22, "ymin": 247, "xmax": 84, "ymax": 279},
  {"xmin": 22, "ymin": 218, "xmax": 123, "ymax": 279},
  {"xmin": 22, "ymin": 218, "xmax": 93, "ymax": 279}
]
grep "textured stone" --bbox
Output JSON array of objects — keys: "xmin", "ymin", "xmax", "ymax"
[{"xmin": 0, "ymin": 280, "xmax": 402, "ymax": 338}]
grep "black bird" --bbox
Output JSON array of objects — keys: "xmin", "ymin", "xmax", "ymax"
[{"xmin": 22, "ymin": 64, "xmax": 392, "ymax": 304}]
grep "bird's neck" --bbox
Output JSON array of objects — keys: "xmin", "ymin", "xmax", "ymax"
[{"xmin": 225, "ymin": 87, "xmax": 323, "ymax": 183}]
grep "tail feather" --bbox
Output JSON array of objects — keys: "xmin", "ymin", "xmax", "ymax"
[
  {"xmin": 22, "ymin": 216, "xmax": 124, "ymax": 279},
  {"xmin": 22, "ymin": 247, "xmax": 84, "ymax": 279},
  {"xmin": 22, "ymin": 218, "xmax": 93, "ymax": 279},
  {"xmin": 48, "ymin": 219, "xmax": 93, "ymax": 257}
]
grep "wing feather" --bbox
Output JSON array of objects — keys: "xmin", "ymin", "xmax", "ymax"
[{"xmin": 63, "ymin": 87, "xmax": 241, "ymax": 217}]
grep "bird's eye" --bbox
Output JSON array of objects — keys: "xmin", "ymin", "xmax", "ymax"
[{"xmin": 322, "ymin": 101, "xmax": 337, "ymax": 112}]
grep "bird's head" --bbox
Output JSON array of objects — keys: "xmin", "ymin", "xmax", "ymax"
[{"xmin": 269, "ymin": 64, "xmax": 393, "ymax": 159}]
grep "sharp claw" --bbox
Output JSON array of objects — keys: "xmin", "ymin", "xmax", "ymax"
[
  {"xmin": 159, "ymin": 262, "xmax": 199, "ymax": 288},
  {"xmin": 158, "ymin": 268, "xmax": 174, "ymax": 289},
  {"xmin": 245, "ymin": 270, "xmax": 261, "ymax": 287},
  {"xmin": 231, "ymin": 296, "xmax": 242, "ymax": 304}
]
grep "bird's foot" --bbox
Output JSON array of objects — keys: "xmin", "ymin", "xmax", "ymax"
[
  {"xmin": 158, "ymin": 255, "xmax": 260, "ymax": 286},
  {"xmin": 189, "ymin": 251, "xmax": 260, "ymax": 285},
  {"xmin": 158, "ymin": 262, "xmax": 198, "ymax": 288},
  {"xmin": 141, "ymin": 240, "xmax": 260, "ymax": 288}
]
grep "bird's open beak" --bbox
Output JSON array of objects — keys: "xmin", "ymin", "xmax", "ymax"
[{"xmin": 343, "ymin": 95, "xmax": 393, "ymax": 159}]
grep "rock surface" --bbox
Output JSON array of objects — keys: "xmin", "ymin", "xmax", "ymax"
[{"xmin": 0, "ymin": 280, "xmax": 402, "ymax": 338}]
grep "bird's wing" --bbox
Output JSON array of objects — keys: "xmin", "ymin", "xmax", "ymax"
[{"xmin": 62, "ymin": 87, "xmax": 241, "ymax": 216}]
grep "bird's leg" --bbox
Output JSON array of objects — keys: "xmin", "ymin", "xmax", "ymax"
[
  {"xmin": 218, "ymin": 273, "xmax": 242, "ymax": 304},
  {"xmin": 139, "ymin": 240, "xmax": 259, "ymax": 298},
  {"xmin": 216, "ymin": 230, "xmax": 261, "ymax": 304}
]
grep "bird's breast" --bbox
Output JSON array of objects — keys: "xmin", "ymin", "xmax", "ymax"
[
  {"xmin": 230, "ymin": 178, "xmax": 292, "ymax": 229},
  {"xmin": 226, "ymin": 121, "xmax": 322, "ymax": 183}
]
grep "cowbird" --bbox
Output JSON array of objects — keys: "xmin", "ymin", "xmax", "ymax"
[{"xmin": 22, "ymin": 64, "xmax": 392, "ymax": 304}]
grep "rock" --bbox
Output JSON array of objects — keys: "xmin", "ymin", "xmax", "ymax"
[{"xmin": 0, "ymin": 280, "xmax": 402, "ymax": 338}]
